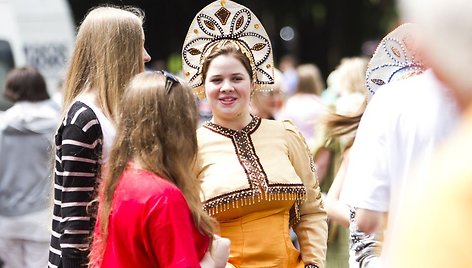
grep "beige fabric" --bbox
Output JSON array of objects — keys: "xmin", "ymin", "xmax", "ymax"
[{"xmin": 195, "ymin": 117, "xmax": 327, "ymax": 267}]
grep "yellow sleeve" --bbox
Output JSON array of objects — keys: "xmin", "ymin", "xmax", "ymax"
[{"xmin": 283, "ymin": 120, "xmax": 328, "ymax": 268}]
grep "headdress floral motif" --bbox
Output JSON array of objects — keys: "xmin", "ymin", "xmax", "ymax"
[
  {"xmin": 365, "ymin": 23, "xmax": 427, "ymax": 99},
  {"xmin": 182, "ymin": 0, "xmax": 274, "ymax": 99}
]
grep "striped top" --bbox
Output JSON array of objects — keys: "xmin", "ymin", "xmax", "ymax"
[{"xmin": 49, "ymin": 101, "xmax": 103, "ymax": 268}]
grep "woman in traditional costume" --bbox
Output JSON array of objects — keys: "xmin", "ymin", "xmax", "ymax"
[{"xmin": 182, "ymin": 1, "xmax": 328, "ymax": 267}]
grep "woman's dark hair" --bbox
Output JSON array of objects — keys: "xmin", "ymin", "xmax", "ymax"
[{"xmin": 3, "ymin": 66, "xmax": 49, "ymax": 102}]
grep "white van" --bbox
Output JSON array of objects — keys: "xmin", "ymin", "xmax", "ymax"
[{"xmin": 0, "ymin": 0, "xmax": 76, "ymax": 110}]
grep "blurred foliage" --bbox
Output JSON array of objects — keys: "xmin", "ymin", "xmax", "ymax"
[{"xmin": 68, "ymin": 0, "xmax": 398, "ymax": 78}]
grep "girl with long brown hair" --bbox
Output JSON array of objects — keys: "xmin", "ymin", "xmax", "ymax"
[
  {"xmin": 48, "ymin": 6, "xmax": 151, "ymax": 267},
  {"xmin": 90, "ymin": 71, "xmax": 218, "ymax": 267}
]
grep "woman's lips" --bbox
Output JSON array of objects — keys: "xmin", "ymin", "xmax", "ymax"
[{"xmin": 219, "ymin": 97, "xmax": 237, "ymax": 105}]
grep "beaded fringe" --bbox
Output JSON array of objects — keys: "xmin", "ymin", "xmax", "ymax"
[{"xmin": 204, "ymin": 187, "xmax": 307, "ymax": 217}]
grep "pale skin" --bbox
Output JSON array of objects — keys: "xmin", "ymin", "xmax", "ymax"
[
  {"xmin": 326, "ymin": 150, "xmax": 386, "ymax": 233},
  {"xmin": 324, "ymin": 150, "xmax": 351, "ymax": 228},
  {"xmin": 355, "ymin": 209, "xmax": 385, "ymax": 234},
  {"xmin": 325, "ymin": 145, "xmax": 386, "ymax": 233},
  {"xmin": 204, "ymin": 54, "xmax": 253, "ymax": 130},
  {"xmin": 142, "ymin": 29, "xmax": 151, "ymax": 63}
]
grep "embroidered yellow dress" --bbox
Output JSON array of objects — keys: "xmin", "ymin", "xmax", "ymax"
[{"xmin": 196, "ymin": 116, "xmax": 328, "ymax": 268}]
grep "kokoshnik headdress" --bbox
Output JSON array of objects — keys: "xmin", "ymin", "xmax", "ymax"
[
  {"xmin": 182, "ymin": 0, "xmax": 274, "ymax": 99},
  {"xmin": 365, "ymin": 23, "xmax": 427, "ymax": 100}
]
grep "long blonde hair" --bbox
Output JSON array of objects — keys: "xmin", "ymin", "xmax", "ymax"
[
  {"xmin": 62, "ymin": 5, "xmax": 146, "ymax": 123},
  {"xmin": 336, "ymin": 57, "xmax": 369, "ymax": 96},
  {"xmin": 92, "ymin": 72, "xmax": 215, "ymax": 264}
]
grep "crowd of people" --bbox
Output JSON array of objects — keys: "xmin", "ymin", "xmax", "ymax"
[{"xmin": 0, "ymin": 0, "xmax": 471, "ymax": 267}]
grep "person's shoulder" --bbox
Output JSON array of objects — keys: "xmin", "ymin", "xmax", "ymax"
[
  {"xmin": 278, "ymin": 118, "xmax": 298, "ymax": 132},
  {"xmin": 63, "ymin": 101, "xmax": 100, "ymax": 129},
  {"xmin": 122, "ymin": 168, "xmax": 186, "ymax": 202},
  {"xmin": 148, "ymin": 170, "xmax": 183, "ymax": 195},
  {"xmin": 68, "ymin": 100, "xmax": 97, "ymax": 115},
  {"xmin": 196, "ymin": 123, "xmax": 216, "ymax": 144},
  {"xmin": 151, "ymin": 176, "xmax": 187, "ymax": 206},
  {"xmin": 259, "ymin": 118, "xmax": 304, "ymax": 139},
  {"xmin": 197, "ymin": 124, "xmax": 207, "ymax": 134},
  {"xmin": 258, "ymin": 117, "xmax": 288, "ymax": 132},
  {"xmin": 263, "ymin": 119, "xmax": 303, "ymax": 140}
]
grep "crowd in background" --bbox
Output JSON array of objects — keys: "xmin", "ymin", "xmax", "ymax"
[{"xmin": 1, "ymin": 0, "xmax": 471, "ymax": 267}]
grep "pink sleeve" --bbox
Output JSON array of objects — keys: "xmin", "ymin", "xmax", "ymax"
[{"xmin": 147, "ymin": 189, "xmax": 203, "ymax": 268}]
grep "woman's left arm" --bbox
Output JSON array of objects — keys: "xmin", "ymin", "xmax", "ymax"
[{"xmin": 284, "ymin": 120, "xmax": 328, "ymax": 268}]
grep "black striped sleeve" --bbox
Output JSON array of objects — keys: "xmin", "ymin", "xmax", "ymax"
[{"xmin": 49, "ymin": 103, "xmax": 102, "ymax": 268}]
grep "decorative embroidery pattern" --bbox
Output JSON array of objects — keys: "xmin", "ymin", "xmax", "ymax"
[
  {"xmin": 202, "ymin": 116, "xmax": 307, "ymax": 224},
  {"xmin": 182, "ymin": 0, "xmax": 274, "ymax": 98},
  {"xmin": 365, "ymin": 23, "xmax": 426, "ymax": 99}
]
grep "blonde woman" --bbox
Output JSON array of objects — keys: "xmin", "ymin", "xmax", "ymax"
[
  {"xmin": 334, "ymin": 57, "xmax": 369, "ymax": 117},
  {"xmin": 90, "ymin": 71, "xmax": 223, "ymax": 267},
  {"xmin": 48, "ymin": 6, "xmax": 151, "ymax": 267}
]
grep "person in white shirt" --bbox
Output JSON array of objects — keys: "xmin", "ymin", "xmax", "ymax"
[
  {"xmin": 384, "ymin": 0, "xmax": 472, "ymax": 266},
  {"xmin": 338, "ymin": 23, "xmax": 460, "ymax": 267}
]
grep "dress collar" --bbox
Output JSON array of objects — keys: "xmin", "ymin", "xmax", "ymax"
[{"xmin": 203, "ymin": 115, "xmax": 261, "ymax": 137}]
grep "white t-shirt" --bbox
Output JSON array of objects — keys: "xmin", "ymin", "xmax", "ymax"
[
  {"xmin": 340, "ymin": 70, "xmax": 459, "ymax": 217},
  {"xmin": 76, "ymin": 95, "xmax": 116, "ymax": 164}
]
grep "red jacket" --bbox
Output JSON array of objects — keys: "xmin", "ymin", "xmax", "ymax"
[{"xmin": 95, "ymin": 167, "xmax": 210, "ymax": 268}]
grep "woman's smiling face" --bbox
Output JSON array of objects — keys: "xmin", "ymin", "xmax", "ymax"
[{"xmin": 204, "ymin": 54, "xmax": 253, "ymax": 129}]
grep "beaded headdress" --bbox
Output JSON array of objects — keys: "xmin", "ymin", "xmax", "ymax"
[
  {"xmin": 365, "ymin": 23, "xmax": 427, "ymax": 99},
  {"xmin": 182, "ymin": 0, "xmax": 274, "ymax": 99}
]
